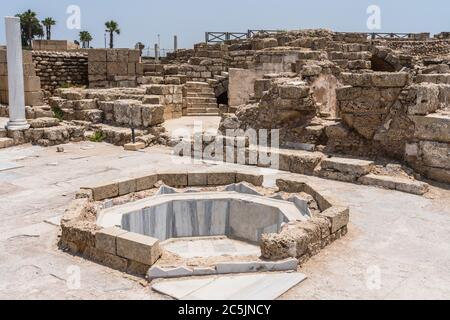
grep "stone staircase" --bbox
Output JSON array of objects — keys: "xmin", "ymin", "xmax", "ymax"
[
  {"xmin": 0, "ymin": 127, "xmax": 14, "ymax": 149},
  {"xmin": 184, "ymin": 82, "xmax": 219, "ymax": 116}
]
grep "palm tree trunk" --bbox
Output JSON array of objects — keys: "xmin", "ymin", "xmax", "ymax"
[
  {"xmin": 28, "ymin": 24, "xmax": 32, "ymax": 47},
  {"xmin": 109, "ymin": 32, "xmax": 114, "ymax": 48}
]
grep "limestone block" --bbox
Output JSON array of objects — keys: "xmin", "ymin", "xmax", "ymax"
[
  {"xmin": 107, "ymin": 62, "xmax": 128, "ymax": 76},
  {"xmin": 87, "ymin": 182, "xmax": 119, "ymax": 201},
  {"xmin": 127, "ymin": 63, "xmax": 136, "ymax": 75},
  {"xmin": 113, "ymin": 99, "xmax": 137, "ymax": 125},
  {"xmin": 135, "ymin": 174, "xmax": 158, "ymax": 191},
  {"xmin": 408, "ymin": 84, "xmax": 440, "ymax": 115},
  {"xmin": 129, "ymin": 103, "xmax": 142, "ymax": 127},
  {"xmin": 423, "ymin": 167, "xmax": 450, "ymax": 184},
  {"xmin": 23, "ymin": 76, "xmax": 41, "ymax": 92},
  {"xmin": 124, "ymin": 142, "xmax": 145, "ymax": 151},
  {"xmin": 128, "ymin": 50, "xmax": 140, "ymax": 63},
  {"xmin": 25, "ymin": 91, "xmax": 44, "ymax": 106},
  {"xmin": 187, "ymin": 172, "xmax": 208, "ymax": 186},
  {"xmin": 74, "ymin": 99, "xmax": 97, "ymax": 110},
  {"xmin": 136, "ymin": 63, "xmax": 144, "ymax": 75},
  {"xmin": 88, "ymin": 62, "xmax": 107, "ymax": 75},
  {"xmin": 142, "ymin": 95, "xmax": 161, "ymax": 104},
  {"xmin": 95, "ymin": 227, "xmax": 128, "ymax": 255},
  {"xmin": 236, "ymin": 172, "xmax": 263, "ymax": 186},
  {"xmin": 412, "ymin": 114, "xmax": 450, "ymax": 143},
  {"xmin": 107, "ymin": 49, "xmax": 128, "ymax": 62},
  {"xmin": 278, "ymin": 85, "xmax": 310, "ymax": 99},
  {"xmin": 419, "ymin": 141, "xmax": 450, "ymax": 169},
  {"xmin": 289, "ymin": 152, "xmax": 323, "ymax": 175},
  {"xmin": 341, "ymin": 72, "xmax": 409, "ymax": 88},
  {"xmin": 320, "ymin": 206, "xmax": 350, "ymax": 233},
  {"xmin": 29, "ymin": 117, "xmax": 60, "ymax": 128},
  {"xmin": 141, "ymin": 104, "xmax": 164, "ymax": 127},
  {"xmin": 157, "ymin": 172, "xmax": 188, "ymax": 187},
  {"xmin": 320, "ymin": 157, "xmax": 374, "ymax": 176},
  {"xmin": 146, "ymin": 85, "xmax": 171, "ymax": 95},
  {"xmin": 88, "ymin": 49, "xmax": 107, "ymax": 62},
  {"xmin": 116, "ymin": 232, "xmax": 161, "ymax": 266},
  {"xmin": 207, "ymin": 171, "xmax": 236, "ymax": 185},
  {"xmin": 118, "ymin": 178, "xmax": 137, "ymax": 195}
]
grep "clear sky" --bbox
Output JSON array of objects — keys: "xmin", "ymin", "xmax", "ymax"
[{"xmin": 0, "ymin": 0, "xmax": 449, "ymax": 51}]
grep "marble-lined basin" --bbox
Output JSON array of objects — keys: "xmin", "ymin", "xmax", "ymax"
[{"xmin": 97, "ymin": 191, "xmax": 307, "ymax": 243}]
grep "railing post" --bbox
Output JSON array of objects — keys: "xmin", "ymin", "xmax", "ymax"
[{"xmin": 205, "ymin": 32, "xmax": 208, "ymax": 44}]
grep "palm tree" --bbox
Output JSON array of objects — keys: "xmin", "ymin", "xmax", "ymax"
[
  {"xmin": 42, "ymin": 17, "xmax": 56, "ymax": 40},
  {"xmin": 79, "ymin": 31, "xmax": 93, "ymax": 48},
  {"xmin": 105, "ymin": 20, "xmax": 120, "ymax": 48},
  {"xmin": 15, "ymin": 10, "xmax": 44, "ymax": 47}
]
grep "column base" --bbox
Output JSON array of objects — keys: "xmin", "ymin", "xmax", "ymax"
[{"xmin": 6, "ymin": 119, "xmax": 30, "ymax": 131}]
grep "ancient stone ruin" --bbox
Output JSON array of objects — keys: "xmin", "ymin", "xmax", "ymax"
[{"xmin": 1, "ymin": 23, "xmax": 450, "ymax": 298}]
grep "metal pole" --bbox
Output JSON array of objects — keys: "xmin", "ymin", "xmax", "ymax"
[
  {"xmin": 154, "ymin": 43, "xmax": 159, "ymax": 62},
  {"xmin": 174, "ymin": 35, "xmax": 178, "ymax": 52}
]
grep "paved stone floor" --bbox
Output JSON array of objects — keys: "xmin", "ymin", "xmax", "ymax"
[
  {"xmin": 161, "ymin": 237, "xmax": 261, "ymax": 259},
  {"xmin": 1, "ymin": 141, "xmax": 449, "ymax": 300}
]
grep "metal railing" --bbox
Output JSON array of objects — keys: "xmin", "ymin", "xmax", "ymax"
[
  {"xmin": 336, "ymin": 32, "xmax": 430, "ymax": 40},
  {"xmin": 205, "ymin": 30, "xmax": 431, "ymax": 43},
  {"xmin": 205, "ymin": 29, "xmax": 284, "ymax": 43}
]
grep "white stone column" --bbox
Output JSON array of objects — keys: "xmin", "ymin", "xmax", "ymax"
[{"xmin": 5, "ymin": 16, "xmax": 29, "ymax": 131}]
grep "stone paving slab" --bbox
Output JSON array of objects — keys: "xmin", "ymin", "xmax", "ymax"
[
  {"xmin": 0, "ymin": 161, "xmax": 23, "ymax": 172},
  {"xmin": 152, "ymin": 273, "xmax": 307, "ymax": 300}
]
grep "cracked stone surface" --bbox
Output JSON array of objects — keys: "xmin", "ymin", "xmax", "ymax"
[{"xmin": 1, "ymin": 141, "xmax": 450, "ymax": 299}]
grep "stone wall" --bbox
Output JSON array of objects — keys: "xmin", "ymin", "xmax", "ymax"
[
  {"xmin": 332, "ymin": 73, "xmax": 450, "ymax": 184},
  {"xmin": 32, "ymin": 40, "xmax": 79, "ymax": 51},
  {"xmin": 0, "ymin": 49, "xmax": 43, "ymax": 106},
  {"xmin": 88, "ymin": 49, "xmax": 143, "ymax": 88},
  {"xmin": 32, "ymin": 51, "xmax": 88, "ymax": 92}
]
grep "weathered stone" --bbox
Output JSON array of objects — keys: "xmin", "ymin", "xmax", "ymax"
[
  {"xmin": 320, "ymin": 206, "xmax": 350, "ymax": 233},
  {"xmin": 95, "ymin": 227, "xmax": 127, "ymax": 255},
  {"xmin": 116, "ymin": 232, "xmax": 161, "ymax": 266}
]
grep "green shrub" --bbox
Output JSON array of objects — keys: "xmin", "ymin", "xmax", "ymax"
[
  {"xmin": 51, "ymin": 106, "xmax": 64, "ymax": 121},
  {"xmin": 88, "ymin": 131, "xmax": 105, "ymax": 143}
]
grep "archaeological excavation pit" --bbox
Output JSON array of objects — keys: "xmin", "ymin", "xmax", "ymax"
[{"xmin": 59, "ymin": 171, "xmax": 350, "ymax": 280}]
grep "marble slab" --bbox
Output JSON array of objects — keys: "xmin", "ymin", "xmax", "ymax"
[{"xmin": 152, "ymin": 273, "xmax": 307, "ymax": 300}]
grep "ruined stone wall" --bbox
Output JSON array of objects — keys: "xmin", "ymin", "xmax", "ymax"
[
  {"xmin": 32, "ymin": 40, "xmax": 79, "ymax": 51},
  {"xmin": 88, "ymin": 49, "xmax": 143, "ymax": 88},
  {"xmin": 0, "ymin": 49, "xmax": 43, "ymax": 106},
  {"xmin": 32, "ymin": 51, "xmax": 88, "ymax": 92},
  {"xmin": 331, "ymin": 73, "xmax": 450, "ymax": 184}
]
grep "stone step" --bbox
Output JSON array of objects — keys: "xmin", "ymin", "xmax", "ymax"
[
  {"xmin": 0, "ymin": 137, "xmax": 14, "ymax": 149},
  {"xmin": 186, "ymin": 92, "xmax": 216, "ymax": 98},
  {"xmin": 143, "ymin": 64, "xmax": 164, "ymax": 73},
  {"xmin": 144, "ymin": 72, "xmax": 164, "ymax": 77},
  {"xmin": 0, "ymin": 128, "xmax": 6, "ymax": 138},
  {"xmin": 320, "ymin": 157, "xmax": 374, "ymax": 176},
  {"xmin": 185, "ymin": 81, "xmax": 210, "ymax": 88},
  {"xmin": 359, "ymin": 174, "xmax": 429, "ymax": 195},
  {"xmin": 415, "ymin": 74, "xmax": 450, "ymax": 84},
  {"xmin": 186, "ymin": 103, "xmax": 218, "ymax": 109},
  {"xmin": 186, "ymin": 97, "xmax": 217, "ymax": 104},
  {"xmin": 186, "ymin": 107, "xmax": 220, "ymax": 114},
  {"xmin": 185, "ymin": 87, "xmax": 214, "ymax": 94},
  {"xmin": 186, "ymin": 112, "xmax": 219, "ymax": 116}
]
